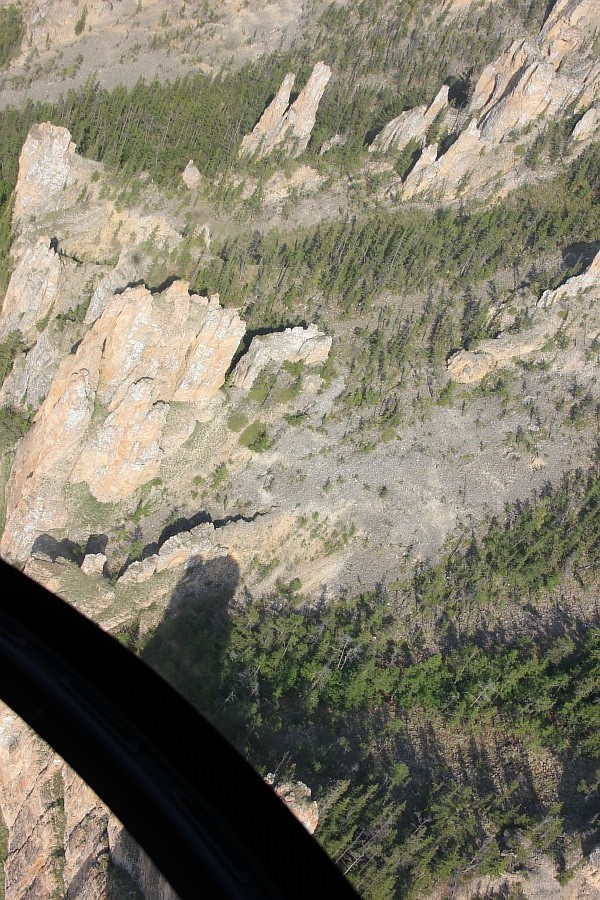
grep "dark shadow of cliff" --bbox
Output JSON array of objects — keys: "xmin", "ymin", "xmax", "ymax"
[
  {"xmin": 140, "ymin": 554, "xmax": 239, "ymax": 731},
  {"xmin": 105, "ymin": 555, "xmax": 241, "ymax": 899},
  {"xmin": 31, "ymin": 533, "xmax": 85, "ymax": 564}
]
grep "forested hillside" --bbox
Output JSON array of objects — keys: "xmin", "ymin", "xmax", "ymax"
[{"xmin": 139, "ymin": 469, "xmax": 600, "ymax": 898}]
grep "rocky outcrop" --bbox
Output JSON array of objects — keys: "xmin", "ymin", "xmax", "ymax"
[
  {"xmin": 537, "ymin": 0, "xmax": 598, "ymax": 64},
  {"xmin": 391, "ymin": 0, "xmax": 600, "ymax": 202},
  {"xmin": 478, "ymin": 58, "xmax": 555, "ymax": 142},
  {"xmin": 369, "ymin": 86, "xmax": 449, "ymax": 154},
  {"xmin": 0, "ymin": 237, "xmax": 70, "ymax": 344},
  {"xmin": 262, "ymin": 165, "xmax": 324, "ymax": 206},
  {"xmin": 12, "ymin": 123, "xmax": 78, "ymax": 225},
  {"xmin": 231, "ymin": 324, "xmax": 332, "ymax": 391},
  {"xmin": 118, "ymin": 522, "xmax": 217, "ymax": 585},
  {"xmin": 182, "ymin": 159, "xmax": 202, "ymax": 190},
  {"xmin": 469, "ymin": 39, "xmax": 535, "ymax": 116},
  {"xmin": 81, "ymin": 552, "xmax": 107, "ymax": 576},
  {"xmin": 402, "ymin": 119, "xmax": 483, "ymax": 200},
  {"xmin": 0, "ymin": 320, "xmax": 72, "ymax": 409},
  {"xmin": 573, "ymin": 101, "xmax": 600, "ymax": 140},
  {"xmin": 0, "ymin": 282, "xmax": 245, "ymax": 562},
  {"xmin": 240, "ymin": 72, "xmax": 296, "ymax": 157},
  {"xmin": 448, "ymin": 250, "xmax": 600, "ymax": 383},
  {"xmin": 239, "ymin": 63, "xmax": 331, "ymax": 159},
  {"xmin": 403, "ymin": 142, "xmax": 438, "ymax": 189},
  {"xmin": 266, "ymin": 777, "xmax": 319, "ymax": 835}
]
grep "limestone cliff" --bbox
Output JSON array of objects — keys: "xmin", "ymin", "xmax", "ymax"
[{"xmin": 239, "ymin": 62, "xmax": 332, "ymax": 159}]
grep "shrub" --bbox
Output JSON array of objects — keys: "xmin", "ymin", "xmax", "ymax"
[
  {"xmin": 239, "ymin": 420, "xmax": 270, "ymax": 452},
  {"xmin": 74, "ymin": 5, "xmax": 87, "ymax": 36}
]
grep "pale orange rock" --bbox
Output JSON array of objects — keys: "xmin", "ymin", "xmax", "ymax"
[
  {"xmin": 267, "ymin": 777, "xmax": 319, "ymax": 835},
  {"xmin": 240, "ymin": 72, "xmax": 296, "ymax": 157},
  {"xmin": 469, "ymin": 39, "xmax": 534, "ymax": 115},
  {"xmin": 402, "ymin": 119, "xmax": 483, "ymax": 201},
  {"xmin": 478, "ymin": 59, "xmax": 555, "ymax": 142},
  {"xmin": 538, "ymin": 0, "xmax": 598, "ymax": 65},
  {"xmin": 573, "ymin": 102, "xmax": 600, "ymax": 140},
  {"xmin": 239, "ymin": 63, "xmax": 331, "ymax": 159},
  {"xmin": 0, "ymin": 282, "xmax": 245, "ymax": 560}
]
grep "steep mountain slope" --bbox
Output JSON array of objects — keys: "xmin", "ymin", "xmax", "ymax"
[{"xmin": 0, "ymin": 0, "xmax": 599, "ymax": 897}]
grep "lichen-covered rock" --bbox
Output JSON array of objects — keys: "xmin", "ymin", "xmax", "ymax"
[
  {"xmin": 12, "ymin": 123, "xmax": 77, "ymax": 224},
  {"xmin": 239, "ymin": 63, "xmax": 331, "ymax": 159},
  {"xmin": 369, "ymin": 85, "xmax": 449, "ymax": 154},
  {"xmin": 231, "ymin": 324, "xmax": 332, "ymax": 391}
]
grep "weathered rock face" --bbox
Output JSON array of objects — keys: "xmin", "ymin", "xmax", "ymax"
[
  {"xmin": 369, "ymin": 85, "xmax": 449, "ymax": 154},
  {"xmin": 390, "ymin": 0, "xmax": 600, "ymax": 202},
  {"xmin": 0, "ymin": 282, "xmax": 246, "ymax": 561},
  {"xmin": 448, "ymin": 249, "xmax": 600, "ymax": 383},
  {"xmin": 240, "ymin": 72, "xmax": 296, "ymax": 157},
  {"xmin": 239, "ymin": 63, "xmax": 331, "ymax": 159},
  {"xmin": 537, "ymin": 0, "xmax": 598, "ymax": 64},
  {"xmin": 118, "ymin": 522, "xmax": 217, "ymax": 585},
  {"xmin": 0, "ymin": 703, "xmax": 174, "ymax": 899},
  {"xmin": 478, "ymin": 58, "xmax": 555, "ymax": 142},
  {"xmin": 469, "ymin": 39, "xmax": 535, "ymax": 116},
  {"xmin": 12, "ymin": 123, "xmax": 77, "ymax": 225},
  {"xmin": 0, "ymin": 237, "xmax": 69, "ymax": 344},
  {"xmin": 231, "ymin": 324, "xmax": 332, "ymax": 390},
  {"xmin": 402, "ymin": 119, "xmax": 483, "ymax": 201}
]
